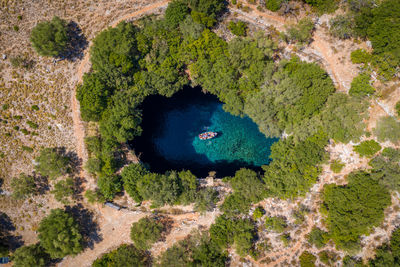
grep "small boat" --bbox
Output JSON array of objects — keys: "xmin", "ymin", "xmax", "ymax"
[{"xmin": 199, "ymin": 131, "xmax": 218, "ymax": 140}]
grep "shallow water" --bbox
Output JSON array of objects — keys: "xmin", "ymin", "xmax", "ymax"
[{"xmin": 131, "ymin": 87, "xmax": 278, "ymax": 177}]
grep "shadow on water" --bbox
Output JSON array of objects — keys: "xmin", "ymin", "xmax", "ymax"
[{"xmin": 130, "ymin": 86, "xmax": 276, "ymax": 177}]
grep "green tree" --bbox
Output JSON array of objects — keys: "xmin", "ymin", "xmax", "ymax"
[
  {"xmin": 307, "ymin": 227, "xmax": 329, "ymax": 248},
  {"xmin": 92, "ymin": 244, "xmax": 150, "ymax": 267},
  {"xmin": 374, "ymin": 116, "xmax": 400, "ymax": 143},
  {"xmin": 228, "ymin": 21, "xmax": 247, "ymax": 36},
  {"xmin": 369, "ymin": 147, "xmax": 400, "ymax": 191},
  {"xmin": 322, "ymin": 171, "xmax": 391, "ymax": 251},
  {"xmin": 90, "ymin": 22, "xmax": 139, "ymax": 88},
  {"xmin": 30, "ymin": 16, "xmax": 69, "ymax": 57},
  {"xmin": 265, "ymin": 216, "xmax": 287, "ymax": 233},
  {"xmin": 350, "ymin": 49, "xmax": 372, "ymax": 64},
  {"xmin": 349, "ymin": 73, "xmax": 375, "ymax": 97},
  {"xmin": 34, "ymin": 147, "xmax": 70, "ymax": 179},
  {"xmin": 319, "ymin": 93, "xmax": 368, "ymax": 143},
  {"xmin": 265, "ymin": 0, "xmax": 283, "ymax": 11},
  {"xmin": 165, "ymin": 0, "xmax": 190, "ymax": 28},
  {"xmin": 329, "ymin": 15, "xmax": 355, "ymax": 39},
  {"xmin": 130, "ymin": 217, "xmax": 164, "ymax": 250},
  {"xmin": 285, "ymin": 18, "xmax": 314, "ymax": 44},
  {"xmin": 51, "ymin": 177, "xmax": 74, "ymax": 204},
  {"xmin": 330, "ymin": 159, "xmax": 345, "ymax": 173},
  {"xmin": 97, "ymin": 174, "xmax": 122, "ymax": 200},
  {"xmin": 178, "ymin": 170, "xmax": 198, "ymax": 204},
  {"xmin": 11, "ymin": 244, "xmax": 50, "ymax": 267},
  {"xmin": 77, "ymin": 73, "xmax": 111, "ymax": 121},
  {"xmin": 38, "ymin": 209, "xmax": 83, "ymax": 258},
  {"xmin": 10, "ymin": 173, "xmax": 37, "ymax": 200},
  {"xmin": 299, "ymin": 251, "xmax": 317, "ymax": 267},
  {"xmin": 121, "ymin": 163, "xmax": 149, "ymax": 202},
  {"xmin": 194, "ymin": 188, "xmax": 219, "ymax": 213},
  {"xmin": 353, "ymin": 140, "xmax": 381, "ymax": 157}
]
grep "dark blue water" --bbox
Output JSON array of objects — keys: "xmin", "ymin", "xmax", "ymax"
[{"xmin": 131, "ymin": 87, "xmax": 278, "ymax": 177}]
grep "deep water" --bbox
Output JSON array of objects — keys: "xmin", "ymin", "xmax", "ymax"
[{"xmin": 131, "ymin": 87, "xmax": 278, "ymax": 177}]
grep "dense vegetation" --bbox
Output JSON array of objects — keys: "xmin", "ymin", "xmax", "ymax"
[
  {"xmin": 130, "ymin": 217, "xmax": 165, "ymax": 250},
  {"xmin": 322, "ymin": 171, "xmax": 391, "ymax": 252},
  {"xmin": 93, "ymin": 244, "xmax": 150, "ymax": 267}
]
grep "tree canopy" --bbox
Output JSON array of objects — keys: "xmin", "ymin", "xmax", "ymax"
[
  {"xmin": 93, "ymin": 244, "xmax": 150, "ymax": 267},
  {"xmin": 11, "ymin": 244, "xmax": 50, "ymax": 267},
  {"xmin": 30, "ymin": 16, "xmax": 69, "ymax": 57},
  {"xmin": 130, "ymin": 217, "xmax": 165, "ymax": 250},
  {"xmin": 38, "ymin": 209, "xmax": 83, "ymax": 258},
  {"xmin": 322, "ymin": 171, "xmax": 391, "ymax": 251},
  {"xmin": 34, "ymin": 147, "xmax": 70, "ymax": 179}
]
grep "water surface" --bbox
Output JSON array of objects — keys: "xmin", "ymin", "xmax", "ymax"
[{"xmin": 131, "ymin": 87, "xmax": 277, "ymax": 177}]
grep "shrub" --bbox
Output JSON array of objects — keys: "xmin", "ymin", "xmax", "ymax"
[
  {"xmin": 92, "ymin": 244, "xmax": 150, "ymax": 267},
  {"xmin": 265, "ymin": 0, "xmax": 283, "ymax": 11},
  {"xmin": 265, "ymin": 216, "xmax": 287, "ymax": 233},
  {"xmin": 307, "ymin": 227, "xmax": 329, "ymax": 248},
  {"xmin": 13, "ymin": 25, "xmax": 19, "ymax": 31},
  {"xmin": 2, "ymin": 104, "xmax": 9, "ymax": 110},
  {"xmin": 285, "ymin": 18, "xmax": 314, "ymax": 44},
  {"xmin": 194, "ymin": 188, "xmax": 219, "ymax": 213},
  {"xmin": 31, "ymin": 105, "xmax": 39, "ymax": 111},
  {"xmin": 329, "ymin": 15, "xmax": 355, "ymax": 39},
  {"xmin": 21, "ymin": 146, "xmax": 33, "ymax": 153},
  {"xmin": 121, "ymin": 163, "xmax": 149, "ymax": 203},
  {"xmin": 84, "ymin": 189, "xmax": 105, "ymax": 204},
  {"xmin": 97, "ymin": 174, "xmax": 122, "ymax": 200},
  {"xmin": 322, "ymin": 171, "xmax": 391, "ymax": 251},
  {"xmin": 38, "ymin": 209, "xmax": 83, "ymax": 258},
  {"xmin": 318, "ymin": 250, "xmax": 339, "ymax": 266},
  {"xmin": 350, "ymin": 49, "xmax": 372, "ymax": 64},
  {"xmin": 130, "ymin": 216, "xmax": 164, "ymax": 250},
  {"xmin": 11, "ymin": 244, "xmax": 50, "ymax": 267},
  {"xmin": 228, "ymin": 20, "xmax": 248, "ymax": 36},
  {"xmin": 10, "ymin": 173, "xmax": 37, "ymax": 200},
  {"xmin": 10, "ymin": 56, "xmax": 34, "ymax": 69},
  {"xmin": 34, "ymin": 147, "xmax": 70, "ymax": 179},
  {"xmin": 330, "ymin": 159, "xmax": 345, "ymax": 173},
  {"xmin": 374, "ymin": 116, "xmax": 400, "ymax": 143},
  {"xmin": 396, "ymin": 101, "xmax": 400, "ymax": 117},
  {"xmin": 27, "ymin": 120, "xmax": 39, "ymax": 129},
  {"xmin": 30, "ymin": 16, "xmax": 69, "ymax": 57},
  {"xmin": 253, "ymin": 206, "xmax": 265, "ymax": 220},
  {"xmin": 349, "ymin": 73, "xmax": 375, "ymax": 97},
  {"xmin": 299, "ymin": 251, "xmax": 317, "ymax": 267},
  {"xmin": 354, "ymin": 140, "xmax": 381, "ymax": 157},
  {"xmin": 51, "ymin": 177, "xmax": 74, "ymax": 204},
  {"xmin": 165, "ymin": 0, "xmax": 190, "ymax": 28},
  {"xmin": 84, "ymin": 158, "xmax": 102, "ymax": 174}
]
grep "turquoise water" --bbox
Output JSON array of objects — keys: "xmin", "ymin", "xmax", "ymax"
[{"xmin": 132, "ymin": 87, "xmax": 278, "ymax": 176}]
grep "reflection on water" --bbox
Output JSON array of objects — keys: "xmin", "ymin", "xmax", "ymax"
[{"xmin": 131, "ymin": 87, "xmax": 278, "ymax": 177}]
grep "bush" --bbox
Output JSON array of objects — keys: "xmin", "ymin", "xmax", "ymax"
[
  {"xmin": 396, "ymin": 101, "xmax": 400, "ymax": 117},
  {"xmin": 165, "ymin": 0, "xmax": 190, "ymax": 28},
  {"xmin": 285, "ymin": 18, "xmax": 314, "ymax": 44},
  {"xmin": 121, "ymin": 163, "xmax": 149, "ymax": 203},
  {"xmin": 97, "ymin": 174, "xmax": 122, "ymax": 200},
  {"xmin": 194, "ymin": 188, "xmax": 219, "ymax": 213},
  {"xmin": 11, "ymin": 244, "xmax": 50, "ymax": 267},
  {"xmin": 253, "ymin": 206, "xmax": 265, "ymax": 220},
  {"xmin": 353, "ymin": 140, "xmax": 381, "ymax": 157},
  {"xmin": 374, "ymin": 116, "xmax": 400, "ymax": 143},
  {"xmin": 265, "ymin": 0, "xmax": 283, "ymax": 11},
  {"xmin": 11, "ymin": 173, "xmax": 37, "ymax": 200},
  {"xmin": 27, "ymin": 120, "xmax": 39, "ymax": 129},
  {"xmin": 31, "ymin": 105, "xmax": 39, "ymax": 111},
  {"xmin": 318, "ymin": 250, "xmax": 339, "ymax": 266},
  {"xmin": 92, "ymin": 244, "xmax": 150, "ymax": 267},
  {"xmin": 35, "ymin": 147, "xmax": 70, "ymax": 179},
  {"xmin": 329, "ymin": 15, "xmax": 355, "ymax": 39},
  {"xmin": 330, "ymin": 159, "xmax": 345, "ymax": 173},
  {"xmin": 30, "ymin": 16, "xmax": 69, "ymax": 57},
  {"xmin": 51, "ymin": 177, "xmax": 74, "ymax": 204},
  {"xmin": 265, "ymin": 216, "xmax": 287, "ymax": 233},
  {"xmin": 130, "ymin": 217, "xmax": 164, "ymax": 250},
  {"xmin": 304, "ymin": 0, "xmax": 338, "ymax": 14},
  {"xmin": 350, "ymin": 49, "xmax": 372, "ymax": 64},
  {"xmin": 38, "ymin": 209, "xmax": 83, "ymax": 258},
  {"xmin": 84, "ymin": 189, "xmax": 105, "ymax": 204},
  {"xmin": 322, "ymin": 171, "xmax": 391, "ymax": 251},
  {"xmin": 228, "ymin": 21, "xmax": 247, "ymax": 36},
  {"xmin": 299, "ymin": 251, "xmax": 317, "ymax": 267},
  {"xmin": 349, "ymin": 73, "xmax": 375, "ymax": 97},
  {"xmin": 307, "ymin": 227, "xmax": 329, "ymax": 248}
]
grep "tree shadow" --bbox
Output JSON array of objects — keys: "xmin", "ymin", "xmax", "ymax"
[
  {"xmin": 0, "ymin": 212, "xmax": 24, "ymax": 251},
  {"xmin": 65, "ymin": 204, "xmax": 103, "ymax": 249},
  {"xmin": 156, "ymin": 215, "xmax": 174, "ymax": 241},
  {"xmin": 56, "ymin": 147, "xmax": 82, "ymax": 178},
  {"xmin": 59, "ymin": 21, "xmax": 88, "ymax": 62},
  {"xmin": 72, "ymin": 176, "xmax": 85, "ymax": 202},
  {"xmin": 33, "ymin": 173, "xmax": 49, "ymax": 195}
]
